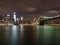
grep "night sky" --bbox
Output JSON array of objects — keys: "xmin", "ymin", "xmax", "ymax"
[{"xmin": 0, "ymin": 0, "xmax": 60, "ymax": 16}]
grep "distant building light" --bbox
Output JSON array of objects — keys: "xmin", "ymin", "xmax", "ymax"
[
  {"xmin": 21, "ymin": 17, "xmax": 23, "ymax": 21},
  {"xmin": 34, "ymin": 18, "xmax": 35, "ymax": 21},
  {"xmin": 14, "ymin": 12, "xmax": 16, "ymax": 15},
  {"xmin": 16, "ymin": 18, "xmax": 19, "ymax": 20},
  {"xmin": 7, "ymin": 14, "xmax": 10, "ymax": 16}
]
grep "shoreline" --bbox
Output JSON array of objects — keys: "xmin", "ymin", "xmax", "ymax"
[
  {"xmin": 0, "ymin": 23, "xmax": 60, "ymax": 26},
  {"xmin": 0, "ymin": 23, "xmax": 33, "ymax": 26},
  {"xmin": 45, "ymin": 24, "xmax": 60, "ymax": 26}
]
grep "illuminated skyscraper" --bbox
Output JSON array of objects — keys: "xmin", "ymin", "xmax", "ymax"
[
  {"xmin": 21, "ymin": 17, "xmax": 23, "ymax": 21},
  {"xmin": 13, "ymin": 12, "xmax": 16, "ymax": 22}
]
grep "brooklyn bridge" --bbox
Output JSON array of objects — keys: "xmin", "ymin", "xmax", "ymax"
[{"xmin": 32, "ymin": 15, "xmax": 60, "ymax": 25}]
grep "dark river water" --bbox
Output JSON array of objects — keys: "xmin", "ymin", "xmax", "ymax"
[{"xmin": 0, "ymin": 25, "xmax": 60, "ymax": 45}]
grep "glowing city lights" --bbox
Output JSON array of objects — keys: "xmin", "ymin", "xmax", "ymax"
[{"xmin": 0, "ymin": 11, "xmax": 60, "ymax": 25}]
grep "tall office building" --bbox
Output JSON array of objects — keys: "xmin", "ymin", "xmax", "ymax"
[{"xmin": 13, "ymin": 12, "xmax": 16, "ymax": 22}]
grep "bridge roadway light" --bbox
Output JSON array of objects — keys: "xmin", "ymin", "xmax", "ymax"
[
  {"xmin": 57, "ymin": 15, "xmax": 60, "ymax": 17},
  {"xmin": 50, "ymin": 17, "xmax": 53, "ymax": 18}
]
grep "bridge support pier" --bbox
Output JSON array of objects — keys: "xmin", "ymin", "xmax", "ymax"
[{"xmin": 39, "ymin": 21, "xmax": 45, "ymax": 25}]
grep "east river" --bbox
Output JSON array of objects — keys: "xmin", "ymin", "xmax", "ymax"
[{"xmin": 0, "ymin": 25, "xmax": 60, "ymax": 45}]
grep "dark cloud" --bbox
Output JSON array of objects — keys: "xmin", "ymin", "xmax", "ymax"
[{"xmin": 0, "ymin": 0, "xmax": 60, "ymax": 15}]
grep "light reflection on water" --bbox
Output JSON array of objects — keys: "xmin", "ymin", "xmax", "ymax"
[
  {"xmin": 9, "ymin": 25, "xmax": 18, "ymax": 45},
  {"xmin": 20, "ymin": 24, "xmax": 24, "ymax": 39},
  {"xmin": 0, "ymin": 25, "xmax": 60, "ymax": 45},
  {"xmin": 36, "ymin": 25, "xmax": 60, "ymax": 45}
]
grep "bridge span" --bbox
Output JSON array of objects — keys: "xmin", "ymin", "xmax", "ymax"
[{"xmin": 39, "ymin": 16, "xmax": 60, "ymax": 25}]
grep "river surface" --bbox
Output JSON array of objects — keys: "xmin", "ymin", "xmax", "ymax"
[{"xmin": 0, "ymin": 25, "xmax": 60, "ymax": 45}]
